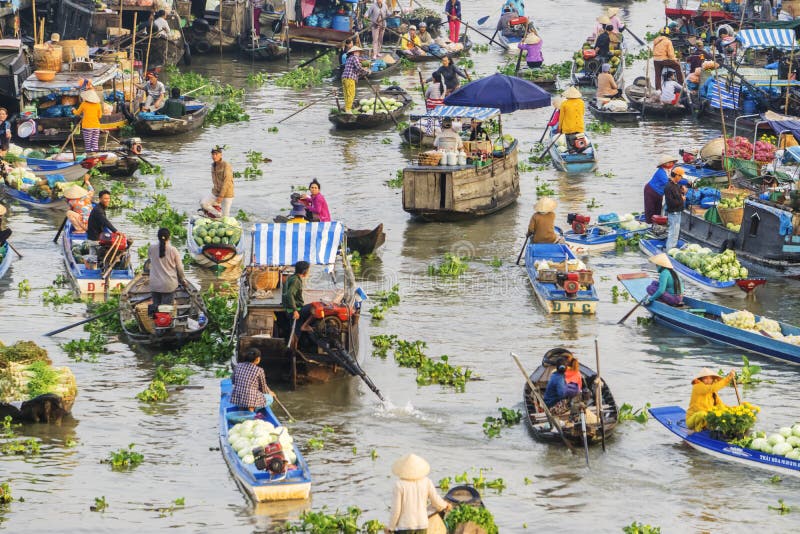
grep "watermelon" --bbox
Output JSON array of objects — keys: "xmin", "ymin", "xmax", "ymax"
[
  {"xmin": 194, "ymin": 236, "xmax": 204, "ymax": 246},
  {"xmin": 197, "ymin": 229, "xmax": 207, "ymax": 238},
  {"xmin": 217, "ymin": 228, "xmax": 227, "ymax": 238}
]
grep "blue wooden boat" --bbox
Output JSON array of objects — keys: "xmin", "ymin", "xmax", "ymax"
[
  {"xmin": 618, "ymin": 272, "xmax": 800, "ymax": 365},
  {"xmin": 639, "ymin": 238, "xmax": 765, "ymax": 297},
  {"xmin": 219, "ymin": 379, "xmax": 312, "ymax": 502},
  {"xmin": 0, "ymin": 242, "xmax": 14, "ymax": 280},
  {"xmin": 1, "ymin": 182, "xmax": 66, "ymax": 209},
  {"xmin": 547, "ymin": 128, "xmax": 597, "ymax": 174},
  {"xmin": 524, "ymin": 243, "xmax": 598, "ymax": 314},
  {"xmin": 650, "ymin": 406, "xmax": 800, "ymax": 478},
  {"xmin": 61, "ymin": 219, "xmax": 134, "ymax": 295},
  {"xmin": 560, "ymin": 220, "xmax": 648, "ymax": 254}
]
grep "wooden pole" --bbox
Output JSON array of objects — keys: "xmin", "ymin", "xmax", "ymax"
[
  {"xmin": 117, "ymin": 5, "xmax": 124, "ymax": 51},
  {"xmin": 32, "ymin": 0, "xmax": 37, "ymax": 45},
  {"xmin": 785, "ymin": 40, "xmax": 796, "ymax": 115},
  {"xmin": 129, "ymin": 12, "xmax": 138, "ymax": 113},
  {"xmin": 143, "ymin": 16, "xmax": 154, "ymax": 78},
  {"xmin": 709, "ymin": 18, "xmax": 732, "ymax": 189}
]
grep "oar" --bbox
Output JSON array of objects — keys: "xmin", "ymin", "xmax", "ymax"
[
  {"xmin": 532, "ymin": 132, "xmax": 559, "ymax": 162},
  {"xmin": 5, "ymin": 240, "xmax": 22, "ymax": 259},
  {"xmin": 277, "ymin": 90, "xmax": 336, "ymax": 123},
  {"xmin": 594, "ymin": 338, "xmax": 606, "ymax": 452},
  {"xmin": 417, "ymin": 68, "xmax": 427, "ymax": 100},
  {"xmin": 296, "ymin": 47, "xmax": 335, "ymax": 69},
  {"xmin": 477, "ymin": 15, "xmax": 490, "ymax": 25},
  {"xmin": 407, "ymin": 0, "xmax": 507, "ymax": 50},
  {"xmin": 43, "ymin": 296, "xmax": 149, "ymax": 337},
  {"xmin": 579, "ymin": 411, "xmax": 590, "ymax": 468},
  {"xmin": 617, "ymin": 299, "xmax": 646, "ymax": 325},
  {"xmin": 511, "ymin": 352, "xmax": 576, "ymax": 453},
  {"xmin": 58, "ymin": 122, "xmax": 82, "ymax": 155},
  {"xmin": 514, "ymin": 26, "xmax": 529, "ymax": 75},
  {"xmin": 182, "ymin": 84, "xmax": 209, "ymax": 97},
  {"xmin": 538, "ymin": 109, "xmax": 556, "ymax": 143},
  {"xmin": 624, "ymin": 26, "xmax": 646, "ymax": 47},
  {"xmin": 53, "ymin": 216, "xmax": 68, "ymax": 243},
  {"xmin": 272, "ymin": 394, "xmax": 295, "ymax": 422},
  {"xmin": 732, "ymin": 374, "xmax": 742, "ymax": 405},
  {"xmin": 515, "ymin": 235, "xmax": 528, "ymax": 265},
  {"xmin": 363, "ymin": 78, "xmax": 399, "ymax": 126}
]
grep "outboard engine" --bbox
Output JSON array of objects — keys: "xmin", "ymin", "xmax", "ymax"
[{"xmin": 567, "ymin": 213, "xmax": 591, "ymax": 234}]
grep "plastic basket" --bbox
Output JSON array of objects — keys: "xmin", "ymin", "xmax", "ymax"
[{"xmin": 226, "ymin": 411, "xmax": 257, "ymax": 424}]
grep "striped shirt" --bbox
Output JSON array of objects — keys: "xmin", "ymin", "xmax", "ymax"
[
  {"xmin": 342, "ymin": 54, "xmax": 369, "ymax": 80},
  {"xmin": 230, "ymin": 362, "xmax": 269, "ymax": 408}
]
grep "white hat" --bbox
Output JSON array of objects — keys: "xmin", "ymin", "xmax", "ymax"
[
  {"xmin": 607, "ymin": 7, "xmax": 620, "ymax": 17},
  {"xmin": 597, "ymin": 15, "xmax": 610, "ymax": 25},
  {"xmin": 693, "ymin": 367, "xmax": 721, "ymax": 382},
  {"xmin": 409, "ymin": 25, "xmax": 417, "ymax": 30},
  {"xmin": 63, "ymin": 184, "xmax": 89, "ymax": 199},
  {"xmin": 347, "ymin": 46, "xmax": 364, "ymax": 54},
  {"xmin": 419, "ymin": 22, "xmax": 427, "ymax": 28},
  {"xmin": 392, "ymin": 453, "xmax": 430, "ymax": 480},
  {"xmin": 80, "ymin": 90, "xmax": 100, "ymax": 104},
  {"xmin": 563, "ymin": 86, "xmax": 581, "ymax": 99},
  {"xmin": 649, "ymin": 253, "xmax": 673, "ymax": 269},
  {"xmin": 657, "ymin": 153, "xmax": 678, "ymax": 166},
  {"xmin": 534, "ymin": 197, "xmax": 557, "ymax": 214}
]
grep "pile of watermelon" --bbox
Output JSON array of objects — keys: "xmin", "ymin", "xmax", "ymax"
[{"xmin": 193, "ymin": 217, "xmax": 242, "ymax": 248}]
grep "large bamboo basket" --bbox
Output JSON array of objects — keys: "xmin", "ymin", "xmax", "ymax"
[
  {"xmin": 33, "ymin": 44, "xmax": 62, "ymax": 72},
  {"xmin": 60, "ymin": 39, "xmax": 89, "ymax": 62}
]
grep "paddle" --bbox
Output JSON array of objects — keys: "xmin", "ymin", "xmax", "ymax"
[
  {"xmin": 363, "ymin": 77, "xmax": 399, "ymax": 127},
  {"xmin": 277, "ymin": 90, "xmax": 336, "ymax": 123},
  {"xmin": 417, "ymin": 68, "xmax": 427, "ymax": 100},
  {"xmin": 272, "ymin": 394, "xmax": 295, "ymax": 422},
  {"xmin": 515, "ymin": 235, "xmax": 528, "ymax": 265},
  {"xmin": 732, "ymin": 374, "xmax": 742, "ymax": 405},
  {"xmin": 617, "ymin": 299, "xmax": 646, "ymax": 325},
  {"xmin": 579, "ymin": 411, "xmax": 590, "ymax": 468},
  {"xmin": 624, "ymin": 26, "xmax": 646, "ymax": 47},
  {"xmin": 43, "ymin": 296, "xmax": 149, "ymax": 336},
  {"xmin": 511, "ymin": 352, "xmax": 576, "ymax": 453},
  {"xmin": 532, "ymin": 132, "xmax": 559, "ymax": 162},
  {"xmin": 53, "ymin": 216, "xmax": 68, "ymax": 243},
  {"xmin": 514, "ymin": 26, "xmax": 529, "ymax": 75},
  {"xmin": 5, "ymin": 240, "xmax": 22, "ymax": 259},
  {"xmin": 538, "ymin": 109, "xmax": 556, "ymax": 143},
  {"xmin": 477, "ymin": 15, "xmax": 490, "ymax": 25},
  {"xmin": 594, "ymin": 338, "xmax": 606, "ymax": 452},
  {"xmin": 297, "ymin": 47, "xmax": 335, "ymax": 69},
  {"xmin": 407, "ymin": 0, "xmax": 508, "ymax": 50}
]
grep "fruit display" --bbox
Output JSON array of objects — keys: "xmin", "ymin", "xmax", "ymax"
[
  {"xmin": 719, "ymin": 309, "xmax": 800, "ymax": 345},
  {"xmin": 724, "ymin": 137, "xmax": 778, "ymax": 163},
  {"xmin": 353, "ymin": 97, "xmax": 404, "ymax": 115},
  {"xmin": 667, "ymin": 245, "xmax": 748, "ymax": 281},
  {"xmin": 193, "ymin": 216, "xmax": 242, "ymax": 248},
  {"xmin": 227, "ymin": 419, "xmax": 298, "ymax": 465},
  {"xmin": 718, "ymin": 194, "xmax": 746, "ymax": 209},
  {"xmin": 726, "ymin": 223, "xmax": 741, "ymax": 232}
]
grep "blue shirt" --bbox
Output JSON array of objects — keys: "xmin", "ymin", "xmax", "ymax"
[
  {"xmin": 0, "ymin": 120, "xmax": 10, "ymax": 136},
  {"xmin": 543, "ymin": 372, "xmax": 567, "ymax": 407},
  {"xmin": 651, "ymin": 267, "xmax": 680, "ymax": 300},
  {"xmin": 647, "ymin": 167, "xmax": 689, "ymax": 195}
]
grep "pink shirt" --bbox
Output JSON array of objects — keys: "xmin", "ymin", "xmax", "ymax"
[{"xmin": 306, "ymin": 193, "xmax": 331, "ymax": 222}]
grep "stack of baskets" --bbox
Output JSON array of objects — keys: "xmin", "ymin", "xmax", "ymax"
[{"xmin": 418, "ymin": 150, "xmax": 442, "ymax": 166}]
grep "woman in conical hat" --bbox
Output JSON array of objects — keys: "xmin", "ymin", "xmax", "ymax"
[
  {"xmin": 686, "ymin": 367, "xmax": 737, "ymax": 432},
  {"xmin": 73, "ymin": 88, "xmax": 103, "ymax": 153},
  {"xmin": 387, "ymin": 453, "xmax": 451, "ymax": 533},
  {"xmin": 527, "ymin": 197, "xmax": 560, "ymax": 244},
  {"xmin": 63, "ymin": 177, "xmax": 94, "ymax": 233},
  {"xmin": 643, "ymin": 253, "xmax": 683, "ymax": 307},
  {"xmin": 518, "ymin": 25, "xmax": 544, "ymax": 69}
]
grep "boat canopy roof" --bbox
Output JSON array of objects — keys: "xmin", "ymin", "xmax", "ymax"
[
  {"xmin": 735, "ymin": 29, "xmax": 796, "ymax": 50},
  {"xmin": 252, "ymin": 222, "xmax": 343, "ymax": 269},
  {"xmin": 413, "ymin": 106, "xmax": 501, "ymax": 121},
  {"xmin": 22, "ymin": 63, "xmax": 118, "ymax": 100}
]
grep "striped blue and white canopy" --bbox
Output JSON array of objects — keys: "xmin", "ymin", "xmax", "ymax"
[
  {"xmin": 736, "ymin": 29, "xmax": 796, "ymax": 50},
  {"xmin": 707, "ymin": 80, "xmax": 740, "ymax": 110},
  {"xmin": 252, "ymin": 222, "xmax": 343, "ymax": 267},
  {"xmin": 424, "ymin": 106, "xmax": 501, "ymax": 120}
]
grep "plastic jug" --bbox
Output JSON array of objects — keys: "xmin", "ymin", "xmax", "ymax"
[
  {"xmin": 446, "ymin": 151, "xmax": 457, "ymax": 166},
  {"xmin": 457, "ymin": 150, "xmax": 467, "ymax": 165}
]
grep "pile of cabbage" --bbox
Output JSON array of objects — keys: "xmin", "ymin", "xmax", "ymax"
[
  {"xmin": 668, "ymin": 245, "xmax": 748, "ymax": 281},
  {"xmin": 227, "ymin": 419, "xmax": 298, "ymax": 466},
  {"xmin": 193, "ymin": 217, "xmax": 242, "ymax": 248},
  {"xmin": 749, "ymin": 425, "xmax": 800, "ymax": 459},
  {"xmin": 353, "ymin": 97, "xmax": 404, "ymax": 115},
  {"xmin": 534, "ymin": 258, "xmax": 587, "ymax": 271},
  {"xmin": 718, "ymin": 310, "xmax": 800, "ymax": 344}
]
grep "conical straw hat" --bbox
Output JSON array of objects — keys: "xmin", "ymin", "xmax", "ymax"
[
  {"xmin": 63, "ymin": 184, "xmax": 89, "ymax": 199},
  {"xmin": 392, "ymin": 453, "xmax": 430, "ymax": 480},
  {"xmin": 649, "ymin": 253, "xmax": 673, "ymax": 269}
]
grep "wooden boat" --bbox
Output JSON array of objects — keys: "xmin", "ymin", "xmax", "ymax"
[
  {"xmin": 61, "ymin": 219, "xmax": 134, "ymax": 295},
  {"xmin": 28, "ymin": 150, "xmax": 141, "ymax": 177},
  {"xmin": 618, "ymin": 272, "xmax": 800, "ymax": 365},
  {"xmin": 329, "ymin": 87, "xmax": 412, "ymax": 130},
  {"xmin": 288, "ymin": 23, "xmax": 354, "ymax": 49},
  {"xmin": 561, "ymin": 220, "xmax": 649, "ymax": 254},
  {"xmin": 402, "ymin": 106, "xmax": 519, "ymax": 221},
  {"xmin": 524, "ymin": 243, "xmax": 598, "ymax": 314},
  {"xmin": 236, "ymin": 222, "xmax": 379, "ymax": 392},
  {"xmin": 119, "ymin": 272, "xmax": 208, "ymax": 347},
  {"xmin": 523, "ymin": 349, "xmax": 618, "ymax": 445},
  {"xmin": 0, "ymin": 242, "xmax": 14, "ymax": 280},
  {"xmin": 345, "ymin": 224, "xmax": 385, "ymax": 255},
  {"xmin": 219, "ymin": 379, "xmax": 312, "ymax": 501},
  {"xmin": 239, "ymin": 36, "xmax": 289, "ymax": 61},
  {"xmin": 625, "ymin": 83, "xmax": 691, "ymax": 118},
  {"xmin": 29, "ymin": 160, "xmax": 98, "ymax": 182},
  {"xmin": 396, "ymin": 34, "xmax": 473, "ymax": 62},
  {"xmin": 587, "ymin": 99, "xmax": 640, "ymax": 123},
  {"xmin": 187, "ymin": 216, "xmax": 245, "ymax": 276},
  {"xmin": 331, "ymin": 51, "xmax": 402, "ymax": 83},
  {"xmin": 571, "ymin": 52, "xmax": 624, "ymax": 90},
  {"xmin": 1, "ymin": 183, "xmax": 67, "ymax": 210},
  {"xmin": 650, "ymin": 405, "xmax": 800, "ymax": 478},
  {"xmin": 145, "ymin": 34, "xmax": 186, "ymax": 70},
  {"xmin": 547, "ymin": 128, "xmax": 597, "ymax": 174},
  {"xmin": 133, "ymin": 102, "xmax": 209, "ymax": 137},
  {"xmin": 639, "ymin": 238, "xmax": 765, "ymax": 297},
  {"xmin": 512, "ymin": 69, "xmax": 559, "ymax": 91}
]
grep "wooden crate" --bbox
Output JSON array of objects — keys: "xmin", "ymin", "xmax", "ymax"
[{"xmin": 246, "ymin": 308, "xmax": 275, "ymax": 335}]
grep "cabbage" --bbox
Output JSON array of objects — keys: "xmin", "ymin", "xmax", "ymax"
[
  {"xmin": 779, "ymin": 427, "xmax": 793, "ymax": 438},
  {"xmin": 786, "ymin": 448, "xmax": 800, "ymax": 460},
  {"xmin": 243, "ymin": 454, "xmax": 255, "ymax": 464},
  {"xmin": 762, "ymin": 443, "xmax": 773, "ymax": 454},
  {"xmin": 222, "ymin": 216, "xmax": 240, "ymax": 227},
  {"xmin": 286, "ymin": 450, "xmax": 297, "ymax": 464},
  {"xmin": 792, "ymin": 424, "xmax": 800, "ymax": 437},
  {"xmin": 786, "ymin": 436, "xmax": 800, "ymax": 448},
  {"xmin": 668, "ymin": 248, "xmax": 680, "ymax": 257},
  {"xmin": 237, "ymin": 447, "xmax": 249, "ymax": 459},
  {"xmin": 772, "ymin": 442, "xmax": 793, "ymax": 456},
  {"xmin": 756, "ymin": 431, "xmax": 766, "ymax": 439},
  {"xmin": 768, "ymin": 433, "xmax": 786, "ymax": 446},
  {"xmin": 750, "ymin": 437, "xmax": 769, "ymax": 452}
]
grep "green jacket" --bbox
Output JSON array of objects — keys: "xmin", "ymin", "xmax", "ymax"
[
  {"xmin": 282, "ymin": 274, "xmax": 304, "ymax": 313},
  {"xmin": 162, "ymin": 98, "xmax": 186, "ymax": 119}
]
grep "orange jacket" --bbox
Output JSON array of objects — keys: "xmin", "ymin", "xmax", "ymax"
[
  {"xmin": 73, "ymin": 101, "xmax": 103, "ymax": 129},
  {"xmin": 652, "ymin": 36, "xmax": 676, "ymax": 61}
]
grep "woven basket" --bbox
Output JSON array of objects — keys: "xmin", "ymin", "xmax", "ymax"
[
  {"xmin": 718, "ymin": 206, "xmax": 744, "ymax": 226},
  {"xmin": 418, "ymin": 151, "xmax": 442, "ymax": 166},
  {"xmin": 33, "ymin": 44, "xmax": 62, "ymax": 72},
  {"xmin": 250, "ymin": 267, "xmax": 280, "ymax": 290},
  {"xmin": 720, "ymin": 186, "xmax": 751, "ymax": 200},
  {"xmin": 135, "ymin": 302, "xmax": 155, "ymax": 333}
]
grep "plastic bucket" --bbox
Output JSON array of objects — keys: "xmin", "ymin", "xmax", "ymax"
[
  {"xmin": 17, "ymin": 120, "xmax": 36, "ymax": 138},
  {"xmin": 332, "ymin": 15, "xmax": 350, "ymax": 32}
]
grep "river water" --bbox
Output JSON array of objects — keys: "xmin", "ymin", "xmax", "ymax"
[{"xmin": 2, "ymin": 1, "xmax": 800, "ymax": 532}]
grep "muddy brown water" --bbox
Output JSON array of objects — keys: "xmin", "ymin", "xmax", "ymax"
[{"xmin": 2, "ymin": 1, "xmax": 799, "ymax": 532}]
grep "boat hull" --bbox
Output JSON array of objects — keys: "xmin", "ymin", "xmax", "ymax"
[
  {"xmin": 548, "ymin": 129, "xmax": 597, "ymax": 174},
  {"xmin": 524, "ymin": 243, "xmax": 598, "ymax": 315},
  {"xmin": 650, "ymin": 406, "xmax": 800, "ymax": 478},
  {"xmin": 329, "ymin": 88, "xmax": 412, "ymax": 130},
  {"xmin": 0, "ymin": 243, "xmax": 13, "ymax": 280},
  {"xmin": 134, "ymin": 105, "xmax": 209, "ymax": 137},
  {"xmin": 61, "ymin": 220, "xmax": 134, "ymax": 295},
  {"xmin": 1, "ymin": 184, "xmax": 66, "ymax": 209},
  {"xmin": 587, "ymin": 100, "xmax": 640, "ymax": 123},
  {"xmin": 562, "ymin": 225, "xmax": 647, "ymax": 254},
  {"xmin": 345, "ymin": 224, "xmax": 385, "ymax": 255}
]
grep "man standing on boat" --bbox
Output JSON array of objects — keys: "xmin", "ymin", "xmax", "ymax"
[
  {"xmin": 282, "ymin": 260, "xmax": 312, "ymax": 347},
  {"xmin": 341, "ymin": 47, "xmax": 371, "ymax": 113},
  {"xmin": 664, "ymin": 166, "xmax": 687, "ymax": 252},
  {"xmin": 652, "ymin": 28, "xmax": 683, "ymax": 91},
  {"xmin": 207, "ymin": 146, "xmax": 234, "ymax": 218},
  {"xmin": 643, "ymin": 154, "xmax": 677, "ymax": 223},
  {"xmin": 366, "ymin": 0, "xmax": 389, "ymax": 60}
]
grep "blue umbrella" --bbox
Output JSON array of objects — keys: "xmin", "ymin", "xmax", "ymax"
[{"xmin": 443, "ymin": 73, "xmax": 552, "ymax": 113}]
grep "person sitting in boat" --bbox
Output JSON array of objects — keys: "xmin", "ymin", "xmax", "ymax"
[
  {"xmin": 387, "ymin": 453, "xmax": 451, "ymax": 534},
  {"xmin": 543, "ymin": 359, "xmax": 579, "ymax": 411},
  {"xmin": 147, "ymin": 227, "xmax": 186, "ymax": 316},
  {"xmin": 424, "ymin": 72, "xmax": 446, "ymax": 110},
  {"xmin": 152, "ymin": 9, "xmax": 171, "ymax": 38},
  {"xmin": 596, "ymin": 63, "xmax": 621, "ymax": 106},
  {"xmin": 282, "ymin": 260, "xmax": 313, "ymax": 345},
  {"xmin": 140, "ymin": 72, "xmax": 167, "ymax": 113},
  {"xmin": 417, "ymin": 22, "xmax": 435, "ymax": 52},
  {"xmin": 63, "ymin": 177, "xmax": 94, "ymax": 234},
  {"xmin": 87, "ymin": 190, "xmax": 119, "ymax": 242},
  {"xmin": 0, "ymin": 203, "xmax": 10, "ymax": 247},
  {"xmin": 526, "ymin": 197, "xmax": 561, "ymax": 244},
  {"xmin": 659, "ymin": 70, "xmax": 683, "ymax": 106},
  {"xmin": 606, "ymin": 7, "xmax": 625, "ymax": 33},
  {"xmin": 643, "ymin": 154, "xmax": 677, "ymax": 223},
  {"xmin": 562, "ymin": 351, "xmax": 583, "ymax": 391},
  {"xmin": 497, "ymin": 6, "xmax": 518, "ymax": 37},
  {"xmin": 687, "ymin": 46, "xmax": 705, "ymax": 73},
  {"xmin": 558, "ymin": 87, "xmax": 585, "ymax": 149},
  {"xmin": 300, "ymin": 179, "xmax": 331, "ymax": 222},
  {"xmin": 686, "ymin": 67, "xmax": 702, "ymax": 91},
  {"xmin": 548, "ymin": 96, "xmax": 561, "ymax": 128},
  {"xmin": 686, "ymin": 368, "xmax": 736, "ymax": 432},
  {"xmin": 162, "ymin": 87, "xmax": 186, "ymax": 119},
  {"xmin": 231, "ymin": 348, "xmax": 276, "ymax": 412},
  {"xmin": 287, "ymin": 196, "xmax": 309, "ymax": 223},
  {"xmin": 468, "ymin": 119, "xmax": 489, "ymax": 141},
  {"xmin": 0, "ymin": 107, "xmax": 11, "ymax": 157},
  {"xmin": 517, "ymin": 26, "xmax": 543, "ymax": 69},
  {"xmin": 433, "ymin": 117, "xmax": 464, "ymax": 152},
  {"xmin": 401, "ymin": 26, "xmax": 425, "ymax": 56},
  {"xmin": 643, "ymin": 253, "xmax": 683, "ymax": 306},
  {"xmin": 426, "ymin": 55, "xmax": 467, "ymax": 95}
]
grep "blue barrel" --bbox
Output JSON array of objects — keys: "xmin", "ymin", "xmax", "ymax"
[
  {"xmin": 332, "ymin": 15, "xmax": 350, "ymax": 31},
  {"xmin": 742, "ymin": 98, "xmax": 757, "ymax": 114}
]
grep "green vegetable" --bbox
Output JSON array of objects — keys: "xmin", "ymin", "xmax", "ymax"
[{"xmin": 444, "ymin": 504, "xmax": 498, "ymax": 534}]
